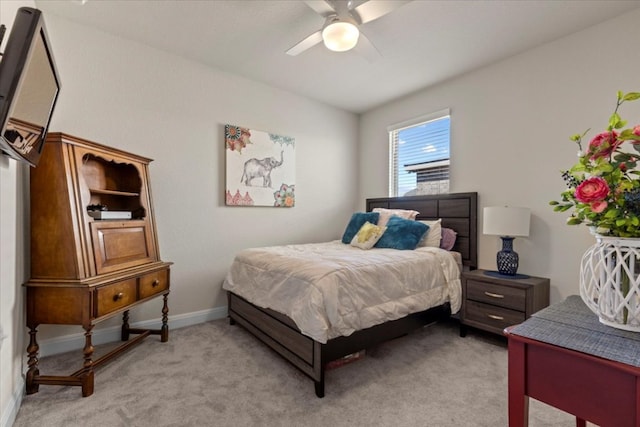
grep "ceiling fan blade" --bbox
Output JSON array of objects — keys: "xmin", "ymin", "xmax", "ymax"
[
  {"xmin": 286, "ymin": 30, "xmax": 324, "ymax": 56},
  {"xmin": 347, "ymin": 0, "xmax": 369, "ymax": 10},
  {"xmin": 304, "ymin": 0, "xmax": 337, "ymax": 17},
  {"xmin": 355, "ymin": 31, "xmax": 381, "ymax": 62},
  {"xmin": 351, "ymin": 0, "xmax": 411, "ymax": 24}
]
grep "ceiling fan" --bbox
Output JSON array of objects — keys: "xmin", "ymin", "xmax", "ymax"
[{"xmin": 286, "ymin": 0, "xmax": 411, "ymax": 59}]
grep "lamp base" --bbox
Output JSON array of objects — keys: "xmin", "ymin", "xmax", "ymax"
[
  {"xmin": 496, "ymin": 236, "xmax": 520, "ymax": 276},
  {"xmin": 484, "ymin": 270, "xmax": 530, "ymax": 280}
]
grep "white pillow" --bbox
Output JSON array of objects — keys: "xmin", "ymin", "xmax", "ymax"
[
  {"xmin": 350, "ymin": 221, "xmax": 386, "ymax": 250},
  {"xmin": 417, "ymin": 219, "xmax": 442, "ymax": 248},
  {"xmin": 373, "ymin": 208, "xmax": 419, "ymax": 228}
]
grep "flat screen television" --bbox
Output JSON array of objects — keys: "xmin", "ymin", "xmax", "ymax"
[{"xmin": 0, "ymin": 7, "xmax": 60, "ymax": 167}]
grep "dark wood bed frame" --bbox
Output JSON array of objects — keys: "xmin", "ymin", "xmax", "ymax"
[{"xmin": 227, "ymin": 192, "xmax": 478, "ymax": 397}]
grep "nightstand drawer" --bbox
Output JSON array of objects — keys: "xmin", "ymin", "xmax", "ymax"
[
  {"xmin": 464, "ymin": 300, "xmax": 525, "ymax": 332},
  {"xmin": 466, "ymin": 279, "xmax": 526, "ymax": 311}
]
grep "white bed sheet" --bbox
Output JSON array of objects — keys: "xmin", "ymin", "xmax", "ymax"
[{"xmin": 222, "ymin": 240, "xmax": 461, "ymax": 343}]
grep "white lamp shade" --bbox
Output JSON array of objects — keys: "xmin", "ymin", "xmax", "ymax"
[
  {"xmin": 322, "ymin": 21, "xmax": 359, "ymax": 52},
  {"xmin": 483, "ymin": 206, "xmax": 530, "ymax": 237}
]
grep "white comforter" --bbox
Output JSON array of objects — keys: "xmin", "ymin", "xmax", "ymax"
[{"xmin": 222, "ymin": 240, "xmax": 461, "ymax": 343}]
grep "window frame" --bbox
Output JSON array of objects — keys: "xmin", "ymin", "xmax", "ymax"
[{"xmin": 387, "ymin": 108, "xmax": 451, "ymax": 197}]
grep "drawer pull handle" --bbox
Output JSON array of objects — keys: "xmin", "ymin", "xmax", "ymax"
[
  {"xmin": 113, "ymin": 292, "xmax": 124, "ymax": 302},
  {"xmin": 484, "ymin": 291, "xmax": 504, "ymax": 299},
  {"xmin": 152, "ymin": 280, "xmax": 160, "ymax": 287},
  {"xmin": 487, "ymin": 314, "xmax": 504, "ymax": 321}
]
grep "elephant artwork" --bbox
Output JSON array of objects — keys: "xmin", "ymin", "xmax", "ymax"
[
  {"xmin": 225, "ymin": 124, "xmax": 295, "ymax": 207},
  {"xmin": 241, "ymin": 150, "xmax": 284, "ymax": 188}
]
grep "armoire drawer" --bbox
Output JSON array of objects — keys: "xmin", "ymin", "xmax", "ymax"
[
  {"xmin": 95, "ymin": 279, "xmax": 137, "ymax": 317},
  {"xmin": 139, "ymin": 268, "xmax": 169, "ymax": 299}
]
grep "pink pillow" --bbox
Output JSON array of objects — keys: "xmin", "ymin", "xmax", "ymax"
[
  {"xmin": 372, "ymin": 208, "xmax": 419, "ymax": 228},
  {"xmin": 440, "ymin": 227, "xmax": 457, "ymax": 251}
]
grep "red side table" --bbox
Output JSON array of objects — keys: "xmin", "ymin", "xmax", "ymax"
[{"xmin": 505, "ymin": 296, "xmax": 640, "ymax": 427}]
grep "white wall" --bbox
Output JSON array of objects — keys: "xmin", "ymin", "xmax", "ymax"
[
  {"xmin": 359, "ymin": 8, "xmax": 640, "ymax": 303},
  {"xmin": 1, "ymin": 6, "xmax": 358, "ymax": 425}
]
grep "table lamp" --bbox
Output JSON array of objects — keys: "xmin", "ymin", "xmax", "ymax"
[{"xmin": 483, "ymin": 206, "xmax": 531, "ymax": 277}]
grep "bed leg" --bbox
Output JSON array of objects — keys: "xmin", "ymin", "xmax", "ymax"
[
  {"xmin": 460, "ymin": 324, "xmax": 467, "ymax": 337},
  {"xmin": 226, "ymin": 292, "xmax": 236, "ymax": 326},
  {"xmin": 314, "ymin": 380, "xmax": 325, "ymax": 398}
]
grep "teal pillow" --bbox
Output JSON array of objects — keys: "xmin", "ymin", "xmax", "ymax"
[
  {"xmin": 341, "ymin": 212, "xmax": 380, "ymax": 244},
  {"xmin": 375, "ymin": 216, "xmax": 429, "ymax": 250}
]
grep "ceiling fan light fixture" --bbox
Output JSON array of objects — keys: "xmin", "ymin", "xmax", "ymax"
[{"xmin": 322, "ymin": 21, "xmax": 359, "ymax": 52}]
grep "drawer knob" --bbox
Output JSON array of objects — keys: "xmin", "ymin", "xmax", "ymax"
[
  {"xmin": 152, "ymin": 279, "xmax": 160, "ymax": 287},
  {"xmin": 113, "ymin": 292, "xmax": 124, "ymax": 302},
  {"xmin": 484, "ymin": 291, "xmax": 504, "ymax": 299},
  {"xmin": 487, "ymin": 314, "xmax": 504, "ymax": 321}
]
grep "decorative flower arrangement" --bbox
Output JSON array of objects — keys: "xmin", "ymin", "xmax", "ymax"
[{"xmin": 550, "ymin": 91, "xmax": 640, "ymax": 237}]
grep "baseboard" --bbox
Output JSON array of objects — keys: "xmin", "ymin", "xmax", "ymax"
[
  {"xmin": 0, "ymin": 378, "xmax": 24, "ymax": 427},
  {"xmin": 38, "ymin": 305, "xmax": 228, "ymax": 357}
]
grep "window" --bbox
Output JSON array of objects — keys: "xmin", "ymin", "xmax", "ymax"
[{"xmin": 388, "ymin": 109, "xmax": 450, "ymax": 197}]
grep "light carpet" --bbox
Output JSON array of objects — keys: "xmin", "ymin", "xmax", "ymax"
[{"xmin": 13, "ymin": 318, "xmax": 578, "ymax": 426}]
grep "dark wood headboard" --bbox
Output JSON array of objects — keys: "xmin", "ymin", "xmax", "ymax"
[{"xmin": 366, "ymin": 192, "xmax": 478, "ymax": 269}]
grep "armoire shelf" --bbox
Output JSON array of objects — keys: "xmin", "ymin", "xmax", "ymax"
[{"xmin": 89, "ymin": 188, "xmax": 140, "ymax": 197}]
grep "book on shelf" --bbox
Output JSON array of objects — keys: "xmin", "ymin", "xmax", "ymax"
[{"xmin": 87, "ymin": 210, "xmax": 131, "ymax": 220}]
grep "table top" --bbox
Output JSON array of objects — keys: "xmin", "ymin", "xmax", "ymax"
[{"xmin": 509, "ymin": 295, "xmax": 640, "ymax": 367}]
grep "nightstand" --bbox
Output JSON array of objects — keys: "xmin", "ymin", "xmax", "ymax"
[{"xmin": 460, "ymin": 269, "xmax": 550, "ymax": 337}]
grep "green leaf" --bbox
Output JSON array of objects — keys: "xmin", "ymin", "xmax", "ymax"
[
  {"xmin": 620, "ymin": 129, "xmax": 633, "ymax": 137},
  {"xmin": 617, "ymin": 218, "xmax": 627, "ymax": 227},
  {"xmin": 615, "ymin": 152, "xmax": 631, "ymax": 162},
  {"xmin": 610, "ymin": 113, "xmax": 627, "ymax": 129},
  {"xmin": 567, "ymin": 217, "xmax": 582, "ymax": 225},
  {"xmin": 623, "ymin": 92, "xmax": 640, "ymax": 101},
  {"xmin": 610, "ymin": 112, "xmax": 621, "ymax": 126},
  {"xmin": 549, "ymin": 200, "xmax": 559, "ymax": 205},
  {"xmin": 605, "ymin": 209, "xmax": 620, "ymax": 218},
  {"xmin": 599, "ymin": 162, "xmax": 615, "ymax": 173}
]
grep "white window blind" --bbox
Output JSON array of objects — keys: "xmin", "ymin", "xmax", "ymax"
[{"xmin": 388, "ymin": 109, "xmax": 450, "ymax": 197}]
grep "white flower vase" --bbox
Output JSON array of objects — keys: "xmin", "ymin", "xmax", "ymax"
[{"xmin": 580, "ymin": 235, "xmax": 640, "ymax": 331}]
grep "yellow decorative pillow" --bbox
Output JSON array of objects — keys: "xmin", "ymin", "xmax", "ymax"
[{"xmin": 350, "ymin": 221, "xmax": 386, "ymax": 250}]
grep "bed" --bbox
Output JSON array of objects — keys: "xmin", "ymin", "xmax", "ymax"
[{"xmin": 223, "ymin": 193, "xmax": 477, "ymax": 397}]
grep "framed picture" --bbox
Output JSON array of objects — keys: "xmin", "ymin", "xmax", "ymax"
[{"xmin": 225, "ymin": 124, "xmax": 295, "ymax": 207}]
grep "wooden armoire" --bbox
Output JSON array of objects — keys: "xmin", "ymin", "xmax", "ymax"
[{"xmin": 24, "ymin": 132, "xmax": 172, "ymax": 397}]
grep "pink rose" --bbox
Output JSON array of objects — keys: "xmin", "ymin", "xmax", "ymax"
[
  {"xmin": 588, "ymin": 131, "xmax": 620, "ymax": 159},
  {"xmin": 634, "ymin": 125, "xmax": 640, "ymax": 136},
  {"xmin": 590, "ymin": 200, "xmax": 608, "ymax": 213},
  {"xmin": 575, "ymin": 177, "xmax": 609, "ymax": 203}
]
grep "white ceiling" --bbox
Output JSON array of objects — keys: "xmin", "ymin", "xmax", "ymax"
[{"xmin": 35, "ymin": 0, "xmax": 640, "ymax": 114}]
